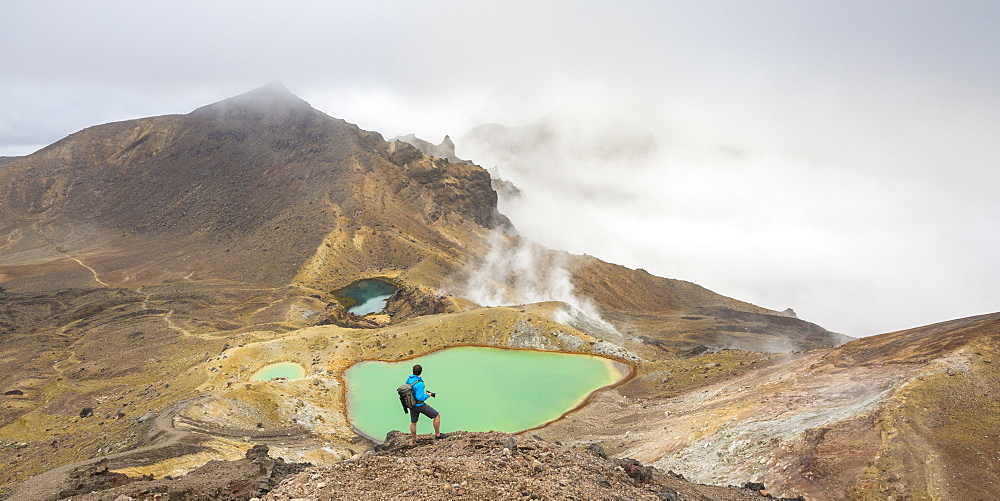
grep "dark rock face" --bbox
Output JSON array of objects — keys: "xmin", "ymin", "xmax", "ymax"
[
  {"xmin": 3, "ymin": 389, "xmax": 23, "ymax": 396},
  {"xmin": 79, "ymin": 407, "xmax": 94, "ymax": 418}
]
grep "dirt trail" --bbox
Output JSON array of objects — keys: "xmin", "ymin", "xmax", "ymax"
[
  {"xmin": 33, "ymin": 225, "xmax": 110, "ymax": 288},
  {"xmin": 66, "ymin": 257, "xmax": 110, "ymax": 288}
]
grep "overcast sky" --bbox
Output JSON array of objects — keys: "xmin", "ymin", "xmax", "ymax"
[{"xmin": 2, "ymin": 1, "xmax": 998, "ymax": 337}]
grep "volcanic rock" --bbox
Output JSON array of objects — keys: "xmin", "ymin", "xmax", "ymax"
[{"xmin": 262, "ymin": 432, "xmax": 768, "ymax": 500}]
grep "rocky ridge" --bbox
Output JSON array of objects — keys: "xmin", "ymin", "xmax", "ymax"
[{"xmin": 265, "ymin": 431, "xmax": 799, "ymax": 501}]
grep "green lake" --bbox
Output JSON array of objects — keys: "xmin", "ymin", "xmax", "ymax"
[
  {"xmin": 250, "ymin": 362, "xmax": 306, "ymax": 381},
  {"xmin": 339, "ymin": 279, "xmax": 398, "ymax": 315},
  {"xmin": 344, "ymin": 347, "xmax": 625, "ymax": 440}
]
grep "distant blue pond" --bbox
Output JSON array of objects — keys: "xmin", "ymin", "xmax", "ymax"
[{"xmin": 339, "ymin": 279, "xmax": 398, "ymax": 315}]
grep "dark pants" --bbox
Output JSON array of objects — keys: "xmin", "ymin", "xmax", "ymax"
[{"xmin": 409, "ymin": 403, "xmax": 439, "ymax": 423}]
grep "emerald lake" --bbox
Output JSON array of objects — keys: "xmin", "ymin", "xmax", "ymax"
[
  {"xmin": 344, "ymin": 347, "xmax": 626, "ymax": 440},
  {"xmin": 250, "ymin": 362, "xmax": 306, "ymax": 381},
  {"xmin": 338, "ymin": 279, "xmax": 398, "ymax": 315}
]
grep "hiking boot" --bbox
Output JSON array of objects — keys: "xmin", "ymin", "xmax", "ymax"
[{"xmin": 435, "ymin": 433, "xmax": 448, "ymax": 440}]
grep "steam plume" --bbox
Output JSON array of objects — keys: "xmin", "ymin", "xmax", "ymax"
[{"xmin": 462, "ymin": 229, "xmax": 623, "ymax": 341}]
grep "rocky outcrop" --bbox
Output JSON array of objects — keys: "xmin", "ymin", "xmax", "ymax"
[
  {"xmin": 593, "ymin": 341, "xmax": 640, "ymax": 362},
  {"xmin": 393, "ymin": 133, "xmax": 468, "ymax": 164},
  {"xmin": 400, "ymin": 155, "xmax": 504, "ymax": 228},
  {"xmin": 386, "ymin": 139, "xmax": 424, "ymax": 165},
  {"xmin": 264, "ymin": 431, "xmax": 774, "ymax": 500},
  {"xmin": 507, "ymin": 320, "xmax": 560, "ymax": 350},
  {"xmin": 383, "ymin": 284, "xmax": 460, "ymax": 321},
  {"xmin": 55, "ymin": 459, "xmax": 139, "ymax": 499}
]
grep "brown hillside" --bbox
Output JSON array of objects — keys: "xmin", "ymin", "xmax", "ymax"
[
  {"xmin": 0, "ymin": 82, "xmax": 501, "ymax": 293},
  {"xmin": 571, "ymin": 256, "xmax": 849, "ymax": 353}
]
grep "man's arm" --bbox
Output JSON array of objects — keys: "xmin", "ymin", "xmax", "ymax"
[{"xmin": 413, "ymin": 380, "xmax": 431, "ymax": 401}]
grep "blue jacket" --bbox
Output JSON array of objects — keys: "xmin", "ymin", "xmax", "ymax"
[{"xmin": 406, "ymin": 375, "xmax": 430, "ymax": 406}]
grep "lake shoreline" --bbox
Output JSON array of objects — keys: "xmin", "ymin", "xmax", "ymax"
[{"xmin": 343, "ymin": 346, "xmax": 637, "ymax": 442}]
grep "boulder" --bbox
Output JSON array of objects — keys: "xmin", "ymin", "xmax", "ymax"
[
  {"xmin": 585, "ymin": 443, "xmax": 608, "ymax": 459},
  {"xmin": 503, "ymin": 436, "xmax": 518, "ymax": 451},
  {"xmin": 618, "ymin": 458, "xmax": 653, "ymax": 483}
]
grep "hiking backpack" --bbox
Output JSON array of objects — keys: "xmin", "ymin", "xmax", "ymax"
[{"xmin": 397, "ymin": 383, "xmax": 417, "ymax": 413}]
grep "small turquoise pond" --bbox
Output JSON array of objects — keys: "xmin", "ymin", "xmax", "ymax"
[
  {"xmin": 344, "ymin": 347, "xmax": 625, "ymax": 440},
  {"xmin": 251, "ymin": 362, "xmax": 306, "ymax": 381},
  {"xmin": 339, "ymin": 279, "xmax": 398, "ymax": 315}
]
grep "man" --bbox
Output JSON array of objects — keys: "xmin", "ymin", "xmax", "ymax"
[{"xmin": 406, "ymin": 364, "xmax": 444, "ymax": 441}]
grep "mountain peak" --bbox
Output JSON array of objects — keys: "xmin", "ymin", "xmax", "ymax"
[
  {"xmin": 259, "ymin": 79, "xmax": 291, "ymax": 93},
  {"xmin": 191, "ymin": 81, "xmax": 313, "ymax": 118}
]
